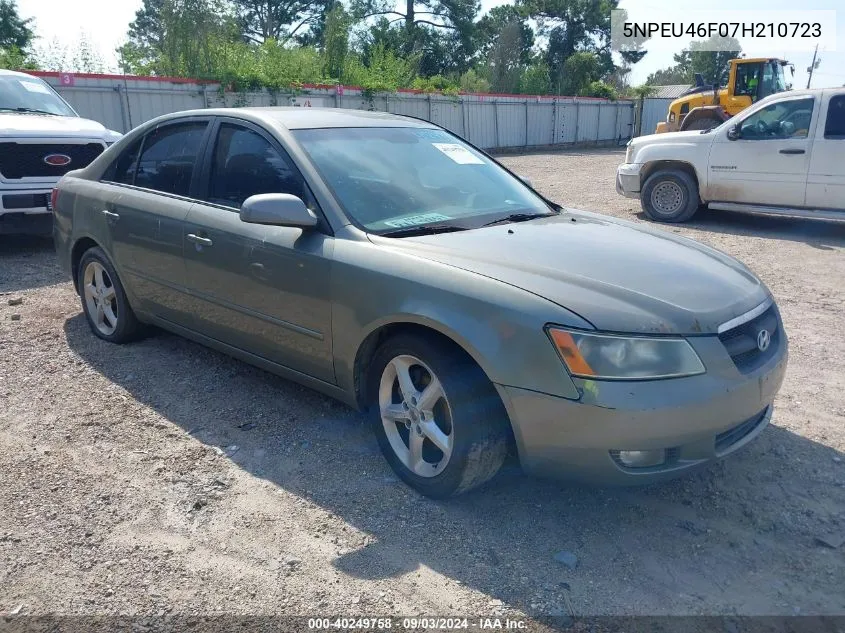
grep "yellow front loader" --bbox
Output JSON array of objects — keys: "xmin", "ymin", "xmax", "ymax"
[{"xmin": 655, "ymin": 58, "xmax": 792, "ymax": 133}]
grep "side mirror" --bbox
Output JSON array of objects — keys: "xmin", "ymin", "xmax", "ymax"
[
  {"xmin": 240, "ymin": 193, "xmax": 318, "ymax": 228},
  {"xmin": 519, "ymin": 175, "xmax": 534, "ymax": 188},
  {"xmin": 727, "ymin": 125, "xmax": 741, "ymax": 141}
]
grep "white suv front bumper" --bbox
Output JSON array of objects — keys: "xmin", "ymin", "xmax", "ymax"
[{"xmin": 616, "ymin": 163, "xmax": 643, "ymax": 199}]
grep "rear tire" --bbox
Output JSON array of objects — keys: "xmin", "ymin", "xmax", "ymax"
[
  {"xmin": 78, "ymin": 246, "xmax": 143, "ymax": 344},
  {"xmin": 641, "ymin": 169, "xmax": 700, "ymax": 223},
  {"xmin": 368, "ymin": 333, "xmax": 511, "ymax": 498}
]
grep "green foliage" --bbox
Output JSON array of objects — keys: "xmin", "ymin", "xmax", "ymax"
[
  {"xmin": 518, "ymin": 62, "xmax": 550, "ymax": 95},
  {"xmin": 458, "ymin": 69, "xmax": 489, "ymax": 93},
  {"xmin": 412, "ymin": 74, "xmax": 456, "ymax": 93},
  {"xmin": 321, "ymin": 3, "xmax": 350, "ymax": 80},
  {"xmin": 647, "ymin": 37, "xmax": 741, "ymax": 87},
  {"xmin": 103, "ymin": 0, "xmax": 625, "ymax": 100},
  {"xmin": 579, "ymin": 80, "xmax": 616, "ymax": 100},
  {"xmin": 233, "ymin": 0, "xmax": 327, "ymax": 44},
  {"xmin": 475, "ymin": 5, "xmax": 533, "ymax": 66},
  {"xmin": 557, "ymin": 50, "xmax": 601, "ymax": 96},
  {"xmin": 627, "ymin": 84, "xmax": 657, "ymax": 99},
  {"xmin": 0, "ymin": 0, "xmax": 32, "ymax": 52},
  {"xmin": 0, "ymin": 44, "xmax": 36, "ymax": 70},
  {"xmin": 342, "ymin": 43, "xmax": 415, "ymax": 94},
  {"xmin": 485, "ymin": 21, "xmax": 524, "ymax": 94}
]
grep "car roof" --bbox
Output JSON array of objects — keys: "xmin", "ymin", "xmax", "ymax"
[
  {"xmin": 151, "ymin": 107, "xmax": 438, "ymax": 130},
  {"xmin": 0, "ymin": 69, "xmax": 46, "ymax": 80}
]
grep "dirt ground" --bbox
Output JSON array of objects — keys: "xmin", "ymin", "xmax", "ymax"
[{"xmin": 2, "ymin": 148, "xmax": 844, "ymax": 625}]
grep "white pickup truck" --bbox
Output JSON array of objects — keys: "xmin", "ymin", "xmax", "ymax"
[
  {"xmin": 617, "ymin": 87, "xmax": 845, "ymax": 223},
  {"xmin": 0, "ymin": 69, "xmax": 121, "ymax": 235}
]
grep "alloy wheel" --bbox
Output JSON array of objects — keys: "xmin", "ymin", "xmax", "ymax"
[
  {"xmin": 379, "ymin": 354, "xmax": 454, "ymax": 478},
  {"xmin": 83, "ymin": 261, "xmax": 119, "ymax": 336}
]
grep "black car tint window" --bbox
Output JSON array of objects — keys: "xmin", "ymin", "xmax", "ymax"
[
  {"xmin": 134, "ymin": 122, "xmax": 208, "ymax": 196},
  {"xmin": 207, "ymin": 123, "xmax": 303, "ymax": 208},
  {"xmin": 824, "ymin": 95, "xmax": 845, "ymax": 139},
  {"xmin": 107, "ymin": 139, "xmax": 143, "ymax": 185}
]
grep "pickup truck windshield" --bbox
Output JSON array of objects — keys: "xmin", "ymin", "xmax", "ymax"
[
  {"xmin": 292, "ymin": 127, "xmax": 554, "ymax": 233},
  {"xmin": 0, "ymin": 75, "xmax": 77, "ymax": 117}
]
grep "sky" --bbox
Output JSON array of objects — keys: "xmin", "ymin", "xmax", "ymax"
[{"xmin": 16, "ymin": 0, "xmax": 845, "ymax": 89}]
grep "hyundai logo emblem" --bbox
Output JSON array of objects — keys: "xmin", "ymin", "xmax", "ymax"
[
  {"xmin": 756, "ymin": 329, "xmax": 771, "ymax": 352},
  {"xmin": 43, "ymin": 154, "xmax": 72, "ymax": 167}
]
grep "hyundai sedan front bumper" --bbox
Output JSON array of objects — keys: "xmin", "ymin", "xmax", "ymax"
[{"xmin": 496, "ymin": 324, "xmax": 788, "ymax": 485}]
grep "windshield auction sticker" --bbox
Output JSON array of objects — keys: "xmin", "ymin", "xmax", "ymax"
[
  {"xmin": 384, "ymin": 213, "xmax": 453, "ymax": 228},
  {"xmin": 610, "ymin": 9, "xmax": 837, "ymax": 52},
  {"xmin": 432, "ymin": 143, "xmax": 485, "ymax": 165}
]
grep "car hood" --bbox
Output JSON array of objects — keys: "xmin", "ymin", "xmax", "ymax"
[
  {"xmin": 370, "ymin": 211, "xmax": 769, "ymax": 335},
  {"xmin": 0, "ymin": 112, "xmax": 119, "ymax": 140}
]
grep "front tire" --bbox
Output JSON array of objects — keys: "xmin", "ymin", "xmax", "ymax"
[
  {"xmin": 78, "ymin": 246, "xmax": 142, "ymax": 343},
  {"xmin": 369, "ymin": 333, "xmax": 511, "ymax": 498},
  {"xmin": 641, "ymin": 169, "xmax": 700, "ymax": 223}
]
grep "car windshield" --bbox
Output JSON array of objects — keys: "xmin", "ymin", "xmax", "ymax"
[
  {"xmin": 0, "ymin": 75, "xmax": 77, "ymax": 117},
  {"xmin": 292, "ymin": 127, "xmax": 555, "ymax": 233}
]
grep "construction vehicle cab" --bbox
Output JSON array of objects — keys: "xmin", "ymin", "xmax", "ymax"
[{"xmin": 655, "ymin": 58, "xmax": 791, "ymax": 133}]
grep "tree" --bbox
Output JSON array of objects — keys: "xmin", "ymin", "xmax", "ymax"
[
  {"xmin": 555, "ymin": 49, "xmax": 601, "ymax": 95},
  {"xmin": 321, "ymin": 2, "xmax": 349, "ymax": 80},
  {"xmin": 351, "ymin": 0, "xmax": 478, "ymax": 58},
  {"xmin": 519, "ymin": 0, "xmax": 617, "ymax": 59},
  {"xmin": 232, "ymin": 0, "xmax": 327, "ymax": 44},
  {"xmin": 0, "ymin": 0, "xmax": 32, "ymax": 52},
  {"xmin": 474, "ymin": 5, "xmax": 533, "ymax": 66},
  {"xmin": 610, "ymin": 9, "xmax": 648, "ymax": 91},
  {"xmin": 72, "ymin": 32, "xmax": 105, "ymax": 73},
  {"xmin": 485, "ymin": 21, "xmax": 523, "ymax": 93},
  {"xmin": 118, "ymin": 0, "xmax": 239, "ymax": 76},
  {"xmin": 518, "ymin": 61, "xmax": 549, "ymax": 94},
  {"xmin": 646, "ymin": 37, "xmax": 741, "ymax": 87}
]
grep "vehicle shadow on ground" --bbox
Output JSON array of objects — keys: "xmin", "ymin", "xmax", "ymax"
[
  {"xmin": 64, "ymin": 315, "xmax": 845, "ymax": 616},
  {"xmin": 0, "ymin": 236, "xmax": 65, "ymax": 293},
  {"xmin": 637, "ymin": 207, "xmax": 845, "ymax": 251}
]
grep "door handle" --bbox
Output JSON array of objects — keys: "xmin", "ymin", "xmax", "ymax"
[
  {"xmin": 101, "ymin": 209, "xmax": 120, "ymax": 220},
  {"xmin": 779, "ymin": 148, "xmax": 805, "ymax": 155},
  {"xmin": 186, "ymin": 233, "xmax": 213, "ymax": 247}
]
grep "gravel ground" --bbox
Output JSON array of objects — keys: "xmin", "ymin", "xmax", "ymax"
[{"xmin": 2, "ymin": 148, "xmax": 844, "ymax": 625}]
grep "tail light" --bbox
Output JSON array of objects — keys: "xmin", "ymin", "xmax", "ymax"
[{"xmin": 50, "ymin": 188, "xmax": 58, "ymax": 212}]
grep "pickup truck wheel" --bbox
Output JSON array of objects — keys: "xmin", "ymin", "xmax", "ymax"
[
  {"xmin": 641, "ymin": 169, "xmax": 699, "ymax": 223},
  {"xmin": 78, "ymin": 247, "xmax": 142, "ymax": 343},
  {"xmin": 369, "ymin": 333, "xmax": 510, "ymax": 499}
]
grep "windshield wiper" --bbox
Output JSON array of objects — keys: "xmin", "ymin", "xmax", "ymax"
[
  {"xmin": 0, "ymin": 107, "xmax": 56, "ymax": 115},
  {"xmin": 481, "ymin": 212, "xmax": 553, "ymax": 227},
  {"xmin": 380, "ymin": 224, "xmax": 469, "ymax": 238}
]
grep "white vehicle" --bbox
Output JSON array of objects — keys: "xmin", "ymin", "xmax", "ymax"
[
  {"xmin": 0, "ymin": 70, "xmax": 121, "ymax": 235},
  {"xmin": 617, "ymin": 87, "xmax": 845, "ymax": 223}
]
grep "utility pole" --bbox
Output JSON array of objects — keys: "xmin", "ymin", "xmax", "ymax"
[{"xmin": 807, "ymin": 44, "xmax": 820, "ymax": 89}]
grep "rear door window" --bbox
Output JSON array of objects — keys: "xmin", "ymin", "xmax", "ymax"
[
  {"xmin": 134, "ymin": 122, "xmax": 208, "ymax": 196},
  {"xmin": 824, "ymin": 95, "xmax": 845, "ymax": 139},
  {"xmin": 105, "ymin": 139, "xmax": 143, "ymax": 185}
]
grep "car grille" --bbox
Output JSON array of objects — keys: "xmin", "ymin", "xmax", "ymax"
[
  {"xmin": 715, "ymin": 408, "xmax": 768, "ymax": 454},
  {"xmin": 0, "ymin": 142, "xmax": 105, "ymax": 179},
  {"xmin": 718, "ymin": 305, "xmax": 780, "ymax": 374}
]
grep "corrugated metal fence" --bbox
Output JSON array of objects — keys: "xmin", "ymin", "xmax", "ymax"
[
  {"xmin": 32, "ymin": 71, "xmax": 637, "ymax": 151},
  {"xmin": 636, "ymin": 97, "xmax": 673, "ymax": 137}
]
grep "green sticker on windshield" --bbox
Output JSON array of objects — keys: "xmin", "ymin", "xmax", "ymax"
[{"xmin": 383, "ymin": 213, "xmax": 453, "ymax": 228}]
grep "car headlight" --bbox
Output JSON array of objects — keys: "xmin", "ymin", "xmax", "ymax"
[
  {"xmin": 547, "ymin": 328, "xmax": 705, "ymax": 380},
  {"xmin": 668, "ymin": 111, "xmax": 676, "ymax": 123},
  {"xmin": 625, "ymin": 144, "xmax": 633, "ymax": 163}
]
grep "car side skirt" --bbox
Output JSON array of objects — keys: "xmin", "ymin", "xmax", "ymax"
[
  {"xmin": 708, "ymin": 202, "xmax": 845, "ymax": 222},
  {"xmin": 148, "ymin": 315, "xmax": 359, "ymax": 410}
]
